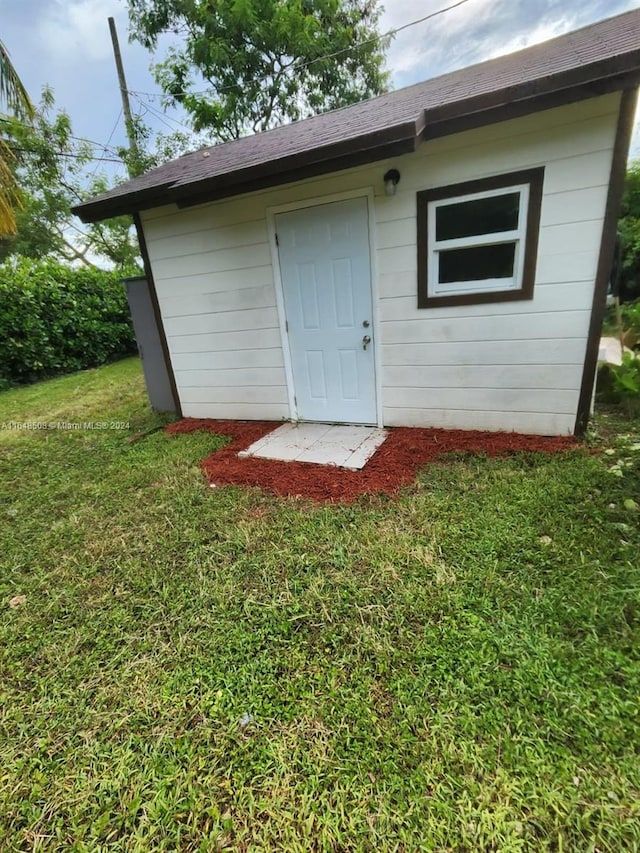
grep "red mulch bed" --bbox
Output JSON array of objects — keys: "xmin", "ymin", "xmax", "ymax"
[{"xmin": 166, "ymin": 419, "xmax": 578, "ymax": 504}]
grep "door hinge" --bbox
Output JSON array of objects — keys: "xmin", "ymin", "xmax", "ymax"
[
  {"xmin": 285, "ymin": 320, "xmax": 289, "ymax": 332},
  {"xmin": 275, "ymin": 232, "xmax": 279, "ymax": 246}
]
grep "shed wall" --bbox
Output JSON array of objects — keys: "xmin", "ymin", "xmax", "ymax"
[{"xmin": 141, "ymin": 92, "xmax": 620, "ymax": 433}]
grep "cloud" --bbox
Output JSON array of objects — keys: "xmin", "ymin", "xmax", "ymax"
[
  {"xmin": 380, "ymin": 0, "xmax": 498, "ymax": 77},
  {"xmin": 36, "ymin": 0, "xmax": 127, "ymax": 64},
  {"xmin": 381, "ymin": 0, "xmax": 640, "ymax": 87},
  {"xmin": 479, "ymin": 13, "xmax": 579, "ymax": 62},
  {"xmin": 378, "ymin": 0, "xmax": 640, "ymax": 156}
]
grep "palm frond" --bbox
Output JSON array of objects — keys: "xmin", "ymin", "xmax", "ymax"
[
  {"xmin": 0, "ymin": 137, "xmax": 22, "ymax": 235},
  {"xmin": 0, "ymin": 39, "xmax": 34, "ymax": 121}
]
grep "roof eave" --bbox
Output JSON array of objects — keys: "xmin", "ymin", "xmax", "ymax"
[
  {"xmin": 72, "ymin": 120, "xmax": 422, "ymax": 223},
  {"xmin": 424, "ymin": 50, "xmax": 640, "ymax": 136},
  {"xmin": 72, "ymin": 180, "xmax": 175, "ymax": 224},
  {"xmin": 72, "ymin": 52, "xmax": 640, "ymax": 224},
  {"xmin": 173, "ymin": 128, "xmax": 423, "ymax": 211}
]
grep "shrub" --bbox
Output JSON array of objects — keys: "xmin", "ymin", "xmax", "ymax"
[
  {"xmin": 610, "ymin": 353, "xmax": 640, "ymax": 414},
  {"xmin": 621, "ymin": 299, "xmax": 640, "ymax": 342},
  {"xmin": 598, "ymin": 354, "xmax": 640, "ymax": 417},
  {"xmin": 0, "ymin": 258, "xmax": 137, "ymax": 386}
]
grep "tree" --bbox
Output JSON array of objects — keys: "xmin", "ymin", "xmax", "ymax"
[
  {"xmin": 1, "ymin": 88, "xmax": 199, "ymax": 269},
  {"xmin": 0, "ymin": 38, "xmax": 34, "ymax": 235},
  {"xmin": 127, "ymin": 0, "xmax": 390, "ymax": 140},
  {"xmin": 1, "ymin": 88, "xmax": 140, "ymax": 269},
  {"xmin": 115, "ymin": 114, "xmax": 196, "ymax": 176},
  {"xmin": 617, "ymin": 161, "xmax": 640, "ymax": 303}
]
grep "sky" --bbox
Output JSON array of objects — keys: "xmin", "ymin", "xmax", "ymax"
[{"xmin": 1, "ymin": 0, "xmax": 640, "ymax": 186}]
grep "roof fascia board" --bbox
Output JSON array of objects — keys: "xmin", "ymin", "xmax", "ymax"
[
  {"xmin": 173, "ymin": 135, "xmax": 421, "ymax": 210},
  {"xmin": 73, "ymin": 180, "xmax": 175, "ymax": 223},
  {"xmin": 424, "ymin": 52, "xmax": 640, "ymax": 127},
  {"xmin": 72, "ymin": 121, "xmax": 422, "ymax": 223},
  {"xmin": 424, "ymin": 68, "xmax": 640, "ymax": 141},
  {"xmin": 168, "ymin": 119, "xmax": 423, "ymax": 203}
]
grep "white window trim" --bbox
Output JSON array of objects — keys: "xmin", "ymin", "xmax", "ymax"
[{"xmin": 427, "ymin": 183, "xmax": 530, "ymax": 298}]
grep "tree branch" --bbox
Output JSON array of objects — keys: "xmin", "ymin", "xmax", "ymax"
[{"xmin": 58, "ymin": 234, "xmax": 97, "ymax": 268}]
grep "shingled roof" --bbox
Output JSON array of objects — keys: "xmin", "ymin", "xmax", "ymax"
[{"xmin": 74, "ymin": 7, "xmax": 640, "ymax": 223}]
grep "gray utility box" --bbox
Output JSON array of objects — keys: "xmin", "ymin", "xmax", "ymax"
[{"xmin": 123, "ymin": 276, "xmax": 176, "ymax": 413}]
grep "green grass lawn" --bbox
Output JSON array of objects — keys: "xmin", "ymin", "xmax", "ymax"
[{"xmin": 1, "ymin": 357, "xmax": 639, "ymax": 852}]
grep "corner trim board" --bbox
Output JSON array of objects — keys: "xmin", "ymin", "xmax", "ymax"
[{"xmin": 574, "ymin": 87, "xmax": 638, "ymax": 436}]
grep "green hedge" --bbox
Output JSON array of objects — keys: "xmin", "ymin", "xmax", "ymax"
[{"xmin": 0, "ymin": 258, "xmax": 137, "ymax": 387}]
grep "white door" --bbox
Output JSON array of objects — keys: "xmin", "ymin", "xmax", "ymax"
[{"xmin": 276, "ymin": 197, "xmax": 377, "ymax": 425}]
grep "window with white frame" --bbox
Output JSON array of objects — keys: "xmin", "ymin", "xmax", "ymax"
[{"xmin": 417, "ymin": 168, "xmax": 544, "ymax": 308}]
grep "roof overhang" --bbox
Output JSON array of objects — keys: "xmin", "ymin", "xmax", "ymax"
[
  {"xmin": 74, "ymin": 120, "xmax": 423, "ymax": 222},
  {"xmin": 73, "ymin": 53, "xmax": 640, "ymax": 224}
]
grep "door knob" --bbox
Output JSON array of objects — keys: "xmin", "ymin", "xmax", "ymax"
[
  {"xmin": 362, "ymin": 320, "xmax": 370, "ymax": 327},
  {"xmin": 362, "ymin": 335, "xmax": 371, "ymax": 350}
]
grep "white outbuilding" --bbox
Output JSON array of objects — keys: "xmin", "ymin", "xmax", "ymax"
[{"xmin": 75, "ymin": 8, "xmax": 640, "ymax": 436}]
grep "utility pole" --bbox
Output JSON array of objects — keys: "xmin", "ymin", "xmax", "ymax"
[{"xmin": 108, "ymin": 16, "xmax": 141, "ymax": 177}]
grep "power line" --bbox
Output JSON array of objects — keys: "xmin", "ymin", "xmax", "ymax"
[
  {"xmin": 10, "ymin": 146, "xmax": 122, "ymax": 163},
  {"xmin": 87, "ymin": 107, "xmax": 124, "ymax": 183},
  {"xmin": 293, "ymin": 0, "xmax": 473, "ymax": 74},
  {"xmin": 73, "ymin": 134, "xmax": 120, "ymax": 157},
  {"xmin": 130, "ymin": 91, "xmax": 193, "ymax": 134},
  {"xmin": 0, "ymin": 115, "xmax": 122, "ymax": 157},
  {"xmin": 128, "ymin": 0, "xmax": 473, "ymax": 100}
]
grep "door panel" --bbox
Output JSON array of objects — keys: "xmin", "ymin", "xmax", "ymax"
[{"xmin": 276, "ymin": 197, "xmax": 377, "ymax": 424}]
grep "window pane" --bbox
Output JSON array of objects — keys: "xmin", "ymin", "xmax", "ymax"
[
  {"xmin": 438, "ymin": 243, "xmax": 516, "ymax": 284},
  {"xmin": 436, "ymin": 192, "xmax": 520, "ymax": 241}
]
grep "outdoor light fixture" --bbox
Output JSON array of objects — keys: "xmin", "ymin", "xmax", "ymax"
[{"xmin": 383, "ymin": 168, "xmax": 401, "ymax": 196}]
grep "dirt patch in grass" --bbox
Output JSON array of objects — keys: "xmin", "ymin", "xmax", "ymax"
[{"xmin": 166, "ymin": 419, "xmax": 578, "ymax": 503}]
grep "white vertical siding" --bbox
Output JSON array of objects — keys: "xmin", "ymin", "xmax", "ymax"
[{"xmin": 141, "ymin": 92, "xmax": 620, "ymax": 432}]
